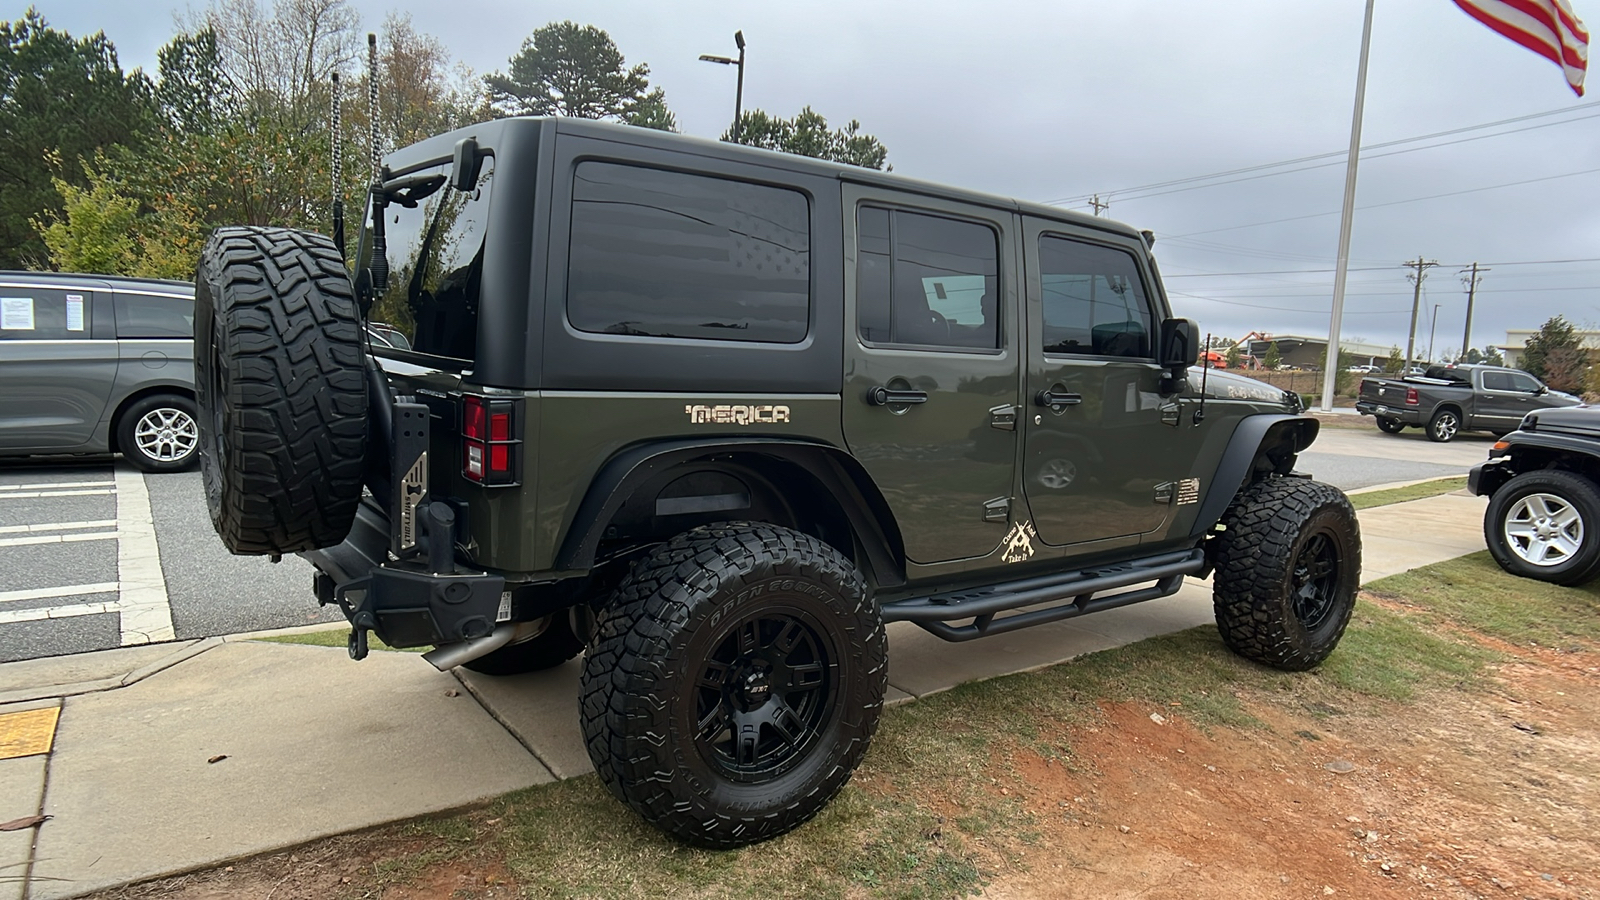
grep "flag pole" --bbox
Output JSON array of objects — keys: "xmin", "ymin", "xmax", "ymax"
[{"xmin": 1320, "ymin": 0, "xmax": 1377, "ymax": 412}]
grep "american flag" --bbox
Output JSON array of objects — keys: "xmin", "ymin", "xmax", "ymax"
[{"xmin": 1453, "ymin": 0, "xmax": 1589, "ymax": 95}]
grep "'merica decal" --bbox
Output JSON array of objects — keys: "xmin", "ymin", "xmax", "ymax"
[{"xmin": 685, "ymin": 404, "xmax": 792, "ymax": 425}]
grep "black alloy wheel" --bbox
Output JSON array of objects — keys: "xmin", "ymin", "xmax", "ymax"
[
  {"xmin": 1290, "ymin": 532, "xmax": 1340, "ymax": 632},
  {"xmin": 692, "ymin": 610, "xmax": 835, "ymax": 782}
]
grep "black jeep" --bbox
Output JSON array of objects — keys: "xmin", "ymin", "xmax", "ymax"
[{"xmin": 194, "ymin": 116, "xmax": 1360, "ymax": 847}]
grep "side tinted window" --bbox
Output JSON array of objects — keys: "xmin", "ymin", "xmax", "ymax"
[
  {"xmin": 1038, "ymin": 235, "xmax": 1153, "ymax": 358},
  {"xmin": 371, "ymin": 157, "xmax": 494, "ymax": 360},
  {"xmin": 857, "ymin": 206, "xmax": 999, "ymax": 349},
  {"xmin": 114, "ymin": 292, "xmax": 193, "ymax": 338},
  {"xmin": 1508, "ymin": 371, "xmax": 1541, "ymax": 392},
  {"xmin": 567, "ymin": 162, "xmax": 810, "ymax": 344},
  {"xmin": 0, "ymin": 288, "xmax": 89, "ymax": 340},
  {"xmin": 1481, "ymin": 371, "xmax": 1513, "ymax": 391}
]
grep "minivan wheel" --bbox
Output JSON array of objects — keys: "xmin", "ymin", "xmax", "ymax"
[
  {"xmin": 117, "ymin": 394, "xmax": 200, "ymax": 473},
  {"xmin": 194, "ymin": 227, "xmax": 368, "ymax": 555},
  {"xmin": 1484, "ymin": 470, "xmax": 1600, "ymax": 586},
  {"xmin": 1212, "ymin": 478, "xmax": 1361, "ymax": 671},
  {"xmin": 580, "ymin": 523, "xmax": 887, "ymax": 848}
]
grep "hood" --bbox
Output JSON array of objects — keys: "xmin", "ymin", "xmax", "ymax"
[
  {"xmin": 1187, "ymin": 366, "xmax": 1299, "ymax": 409},
  {"xmin": 1520, "ymin": 405, "xmax": 1600, "ymax": 439}
]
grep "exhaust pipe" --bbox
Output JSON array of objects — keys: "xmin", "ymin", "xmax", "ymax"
[
  {"xmin": 422, "ymin": 619, "xmax": 545, "ymax": 671},
  {"xmin": 423, "ymin": 625, "xmax": 516, "ymax": 671}
]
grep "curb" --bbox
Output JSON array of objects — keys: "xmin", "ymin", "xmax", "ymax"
[{"xmin": 0, "ymin": 637, "xmax": 222, "ymax": 707}]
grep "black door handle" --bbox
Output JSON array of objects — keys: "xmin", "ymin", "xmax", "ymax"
[
  {"xmin": 867, "ymin": 386, "xmax": 929, "ymax": 406},
  {"xmin": 1035, "ymin": 389, "xmax": 1082, "ymax": 409}
]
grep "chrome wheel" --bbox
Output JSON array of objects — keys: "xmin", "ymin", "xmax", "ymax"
[
  {"xmin": 1431, "ymin": 411, "xmax": 1459, "ymax": 442},
  {"xmin": 1503, "ymin": 492, "xmax": 1584, "ymax": 567},
  {"xmin": 133, "ymin": 407, "xmax": 199, "ymax": 463}
]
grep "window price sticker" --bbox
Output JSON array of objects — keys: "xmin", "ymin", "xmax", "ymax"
[{"xmin": 1, "ymin": 297, "xmax": 35, "ymax": 331}]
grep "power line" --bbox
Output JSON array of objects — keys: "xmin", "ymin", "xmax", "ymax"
[
  {"xmin": 1044, "ymin": 100, "xmax": 1600, "ymax": 205},
  {"xmin": 1170, "ymin": 166, "xmax": 1600, "ymax": 238},
  {"xmin": 1161, "ymin": 257, "xmax": 1600, "ymax": 278}
]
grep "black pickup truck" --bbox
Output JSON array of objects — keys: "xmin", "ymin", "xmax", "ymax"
[{"xmin": 1356, "ymin": 363, "xmax": 1580, "ymax": 442}]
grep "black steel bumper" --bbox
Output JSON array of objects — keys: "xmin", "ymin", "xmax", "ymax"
[{"xmin": 1467, "ymin": 459, "xmax": 1510, "ymax": 497}]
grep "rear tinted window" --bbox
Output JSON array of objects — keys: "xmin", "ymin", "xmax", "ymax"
[
  {"xmin": 857, "ymin": 206, "xmax": 1000, "ymax": 349},
  {"xmin": 0, "ymin": 288, "xmax": 90, "ymax": 339},
  {"xmin": 115, "ymin": 292, "xmax": 193, "ymax": 338},
  {"xmin": 566, "ymin": 162, "xmax": 810, "ymax": 343},
  {"xmin": 1424, "ymin": 365, "xmax": 1470, "ymax": 384},
  {"xmin": 370, "ymin": 157, "xmax": 495, "ymax": 361}
]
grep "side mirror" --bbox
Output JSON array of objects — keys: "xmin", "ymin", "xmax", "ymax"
[
  {"xmin": 1160, "ymin": 317, "xmax": 1200, "ymax": 368},
  {"xmin": 451, "ymin": 137, "xmax": 483, "ymax": 192}
]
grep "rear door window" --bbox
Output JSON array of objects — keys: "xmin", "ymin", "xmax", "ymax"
[
  {"xmin": 114, "ymin": 292, "xmax": 194, "ymax": 338},
  {"xmin": 856, "ymin": 206, "xmax": 1000, "ymax": 350},
  {"xmin": 1, "ymin": 288, "xmax": 91, "ymax": 340}
]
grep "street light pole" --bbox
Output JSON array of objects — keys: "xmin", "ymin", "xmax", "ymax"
[{"xmin": 698, "ymin": 30, "xmax": 747, "ymax": 142}]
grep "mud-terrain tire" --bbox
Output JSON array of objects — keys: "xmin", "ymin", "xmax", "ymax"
[
  {"xmin": 461, "ymin": 614, "xmax": 586, "ymax": 675},
  {"xmin": 1427, "ymin": 408, "xmax": 1461, "ymax": 443},
  {"xmin": 1483, "ymin": 469, "xmax": 1600, "ymax": 586},
  {"xmin": 1212, "ymin": 478, "xmax": 1361, "ymax": 671},
  {"xmin": 116, "ymin": 393, "xmax": 200, "ymax": 473},
  {"xmin": 1375, "ymin": 416, "xmax": 1405, "ymax": 434},
  {"xmin": 580, "ymin": 523, "xmax": 887, "ymax": 848},
  {"xmin": 194, "ymin": 227, "xmax": 368, "ymax": 555}
]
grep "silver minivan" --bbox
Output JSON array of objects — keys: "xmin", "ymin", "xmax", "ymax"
[{"xmin": 0, "ymin": 272, "xmax": 198, "ymax": 472}]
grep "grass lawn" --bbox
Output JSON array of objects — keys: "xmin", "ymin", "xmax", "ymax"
[{"xmin": 1347, "ymin": 475, "xmax": 1467, "ymax": 509}]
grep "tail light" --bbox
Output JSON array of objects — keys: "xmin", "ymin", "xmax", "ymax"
[
  {"xmin": 461, "ymin": 394, "xmax": 521, "ymax": 486},
  {"xmin": 1405, "ymin": 387, "xmax": 1419, "ymax": 406}
]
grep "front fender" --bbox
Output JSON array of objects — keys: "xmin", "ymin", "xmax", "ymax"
[{"xmin": 1189, "ymin": 414, "xmax": 1320, "ymax": 538}]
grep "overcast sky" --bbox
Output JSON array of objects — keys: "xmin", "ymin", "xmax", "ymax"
[{"xmin": 32, "ymin": 0, "xmax": 1600, "ymax": 357}]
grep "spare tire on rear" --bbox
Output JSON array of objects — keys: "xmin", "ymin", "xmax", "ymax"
[{"xmin": 195, "ymin": 227, "xmax": 369, "ymax": 555}]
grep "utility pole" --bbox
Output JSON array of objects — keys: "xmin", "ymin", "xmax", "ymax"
[
  {"xmin": 1088, "ymin": 194, "xmax": 1110, "ymax": 216},
  {"xmin": 1460, "ymin": 262, "xmax": 1488, "ymax": 361},
  {"xmin": 1402, "ymin": 256, "xmax": 1440, "ymax": 373}
]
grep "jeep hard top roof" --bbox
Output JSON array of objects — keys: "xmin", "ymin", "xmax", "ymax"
[{"xmin": 384, "ymin": 116, "xmax": 1148, "ymax": 246}]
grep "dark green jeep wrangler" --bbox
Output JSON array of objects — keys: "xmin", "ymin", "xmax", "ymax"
[{"xmin": 194, "ymin": 117, "xmax": 1360, "ymax": 848}]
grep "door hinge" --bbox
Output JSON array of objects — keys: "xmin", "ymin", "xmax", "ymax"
[
  {"xmin": 988, "ymin": 404, "xmax": 1017, "ymax": 431},
  {"xmin": 1160, "ymin": 401, "xmax": 1181, "ymax": 427},
  {"xmin": 1153, "ymin": 481, "xmax": 1174, "ymax": 505},
  {"xmin": 983, "ymin": 497, "xmax": 1011, "ymax": 522}
]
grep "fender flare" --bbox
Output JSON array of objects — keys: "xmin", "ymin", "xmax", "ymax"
[
  {"xmin": 553, "ymin": 437, "xmax": 908, "ymax": 588},
  {"xmin": 1190, "ymin": 414, "xmax": 1320, "ymax": 538}
]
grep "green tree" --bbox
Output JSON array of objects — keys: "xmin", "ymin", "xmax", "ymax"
[
  {"xmin": 623, "ymin": 87, "xmax": 677, "ymax": 132},
  {"xmin": 727, "ymin": 106, "xmax": 889, "ymax": 169},
  {"xmin": 0, "ymin": 9, "xmax": 158, "ymax": 268},
  {"xmin": 484, "ymin": 22, "xmax": 659, "ymax": 121},
  {"xmin": 1224, "ymin": 345, "xmax": 1242, "ymax": 369},
  {"xmin": 154, "ymin": 27, "xmax": 226, "ymax": 134},
  {"xmin": 1521, "ymin": 315, "xmax": 1580, "ymax": 381},
  {"xmin": 1482, "ymin": 344, "xmax": 1504, "ymax": 366},
  {"xmin": 1384, "ymin": 345, "xmax": 1403, "ymax": 374},
  {"xmin": 1262, "ymin": 341, "xmax": 1281, "ymax": 369}
]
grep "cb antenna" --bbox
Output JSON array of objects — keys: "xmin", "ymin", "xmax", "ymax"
[
  {"xmin": 330, "ymin": 71, "xmax": 344, "ymax": 256},
  {"xmin": 362, "ymin": 32, "xmax": 388, "ymax": 310}
]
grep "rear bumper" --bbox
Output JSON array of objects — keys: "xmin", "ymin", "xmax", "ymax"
[
  {"xmin": 301, "ymin": 498, "xmax": 506, "ymax": 649},
  {"xmin": 1355, "ymin": 400, "xmax": 1423, "ymax": 425}
]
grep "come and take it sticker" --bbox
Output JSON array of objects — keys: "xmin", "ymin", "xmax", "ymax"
[{"xmin": 1001, "ymin": 520, "xmax": 1038, "ymax": 563}]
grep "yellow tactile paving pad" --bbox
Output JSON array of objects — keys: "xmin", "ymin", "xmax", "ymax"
[{"xmin": 0, "ymin": 706, "xmax": 60, "ymax": 759}]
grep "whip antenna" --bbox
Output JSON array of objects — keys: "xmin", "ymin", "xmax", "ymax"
[
  {"xmin": 364, "ymin": 32, "xmax": 388, "ymax": 301},
  {"xmin": 330, "ymin": 71, "xmax": 344, "ymax": 256}
]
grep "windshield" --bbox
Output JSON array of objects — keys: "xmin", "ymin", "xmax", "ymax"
[{"xmin": 365, "ymin": 157, "xmax": 495, "ymax": 362}]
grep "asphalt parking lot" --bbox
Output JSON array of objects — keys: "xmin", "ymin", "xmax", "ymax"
[
  {"xmin": 0, "ymin": 419, "xmax": 1493, "ymax": 664},
  {"xmin": 0, "ymin": 460, "xmax": 339, "ymax": 663}
]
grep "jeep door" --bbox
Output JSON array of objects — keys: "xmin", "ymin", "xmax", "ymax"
[
  {"xmin": 1019, "ymin": 220, "xmax": 1173, "ymax": 546},
  {"xmin": 841, "ymin": 187, "xmax": 1019, "ymax": 565},
  {"xmin": 0, "ymin": 281, "xmax": 117, "ymax": 451}
]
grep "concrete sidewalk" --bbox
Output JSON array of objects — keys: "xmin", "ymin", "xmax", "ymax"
[{"xmin": 0, "ymin": 489, "xmax": 1489, "ymax": 900}]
